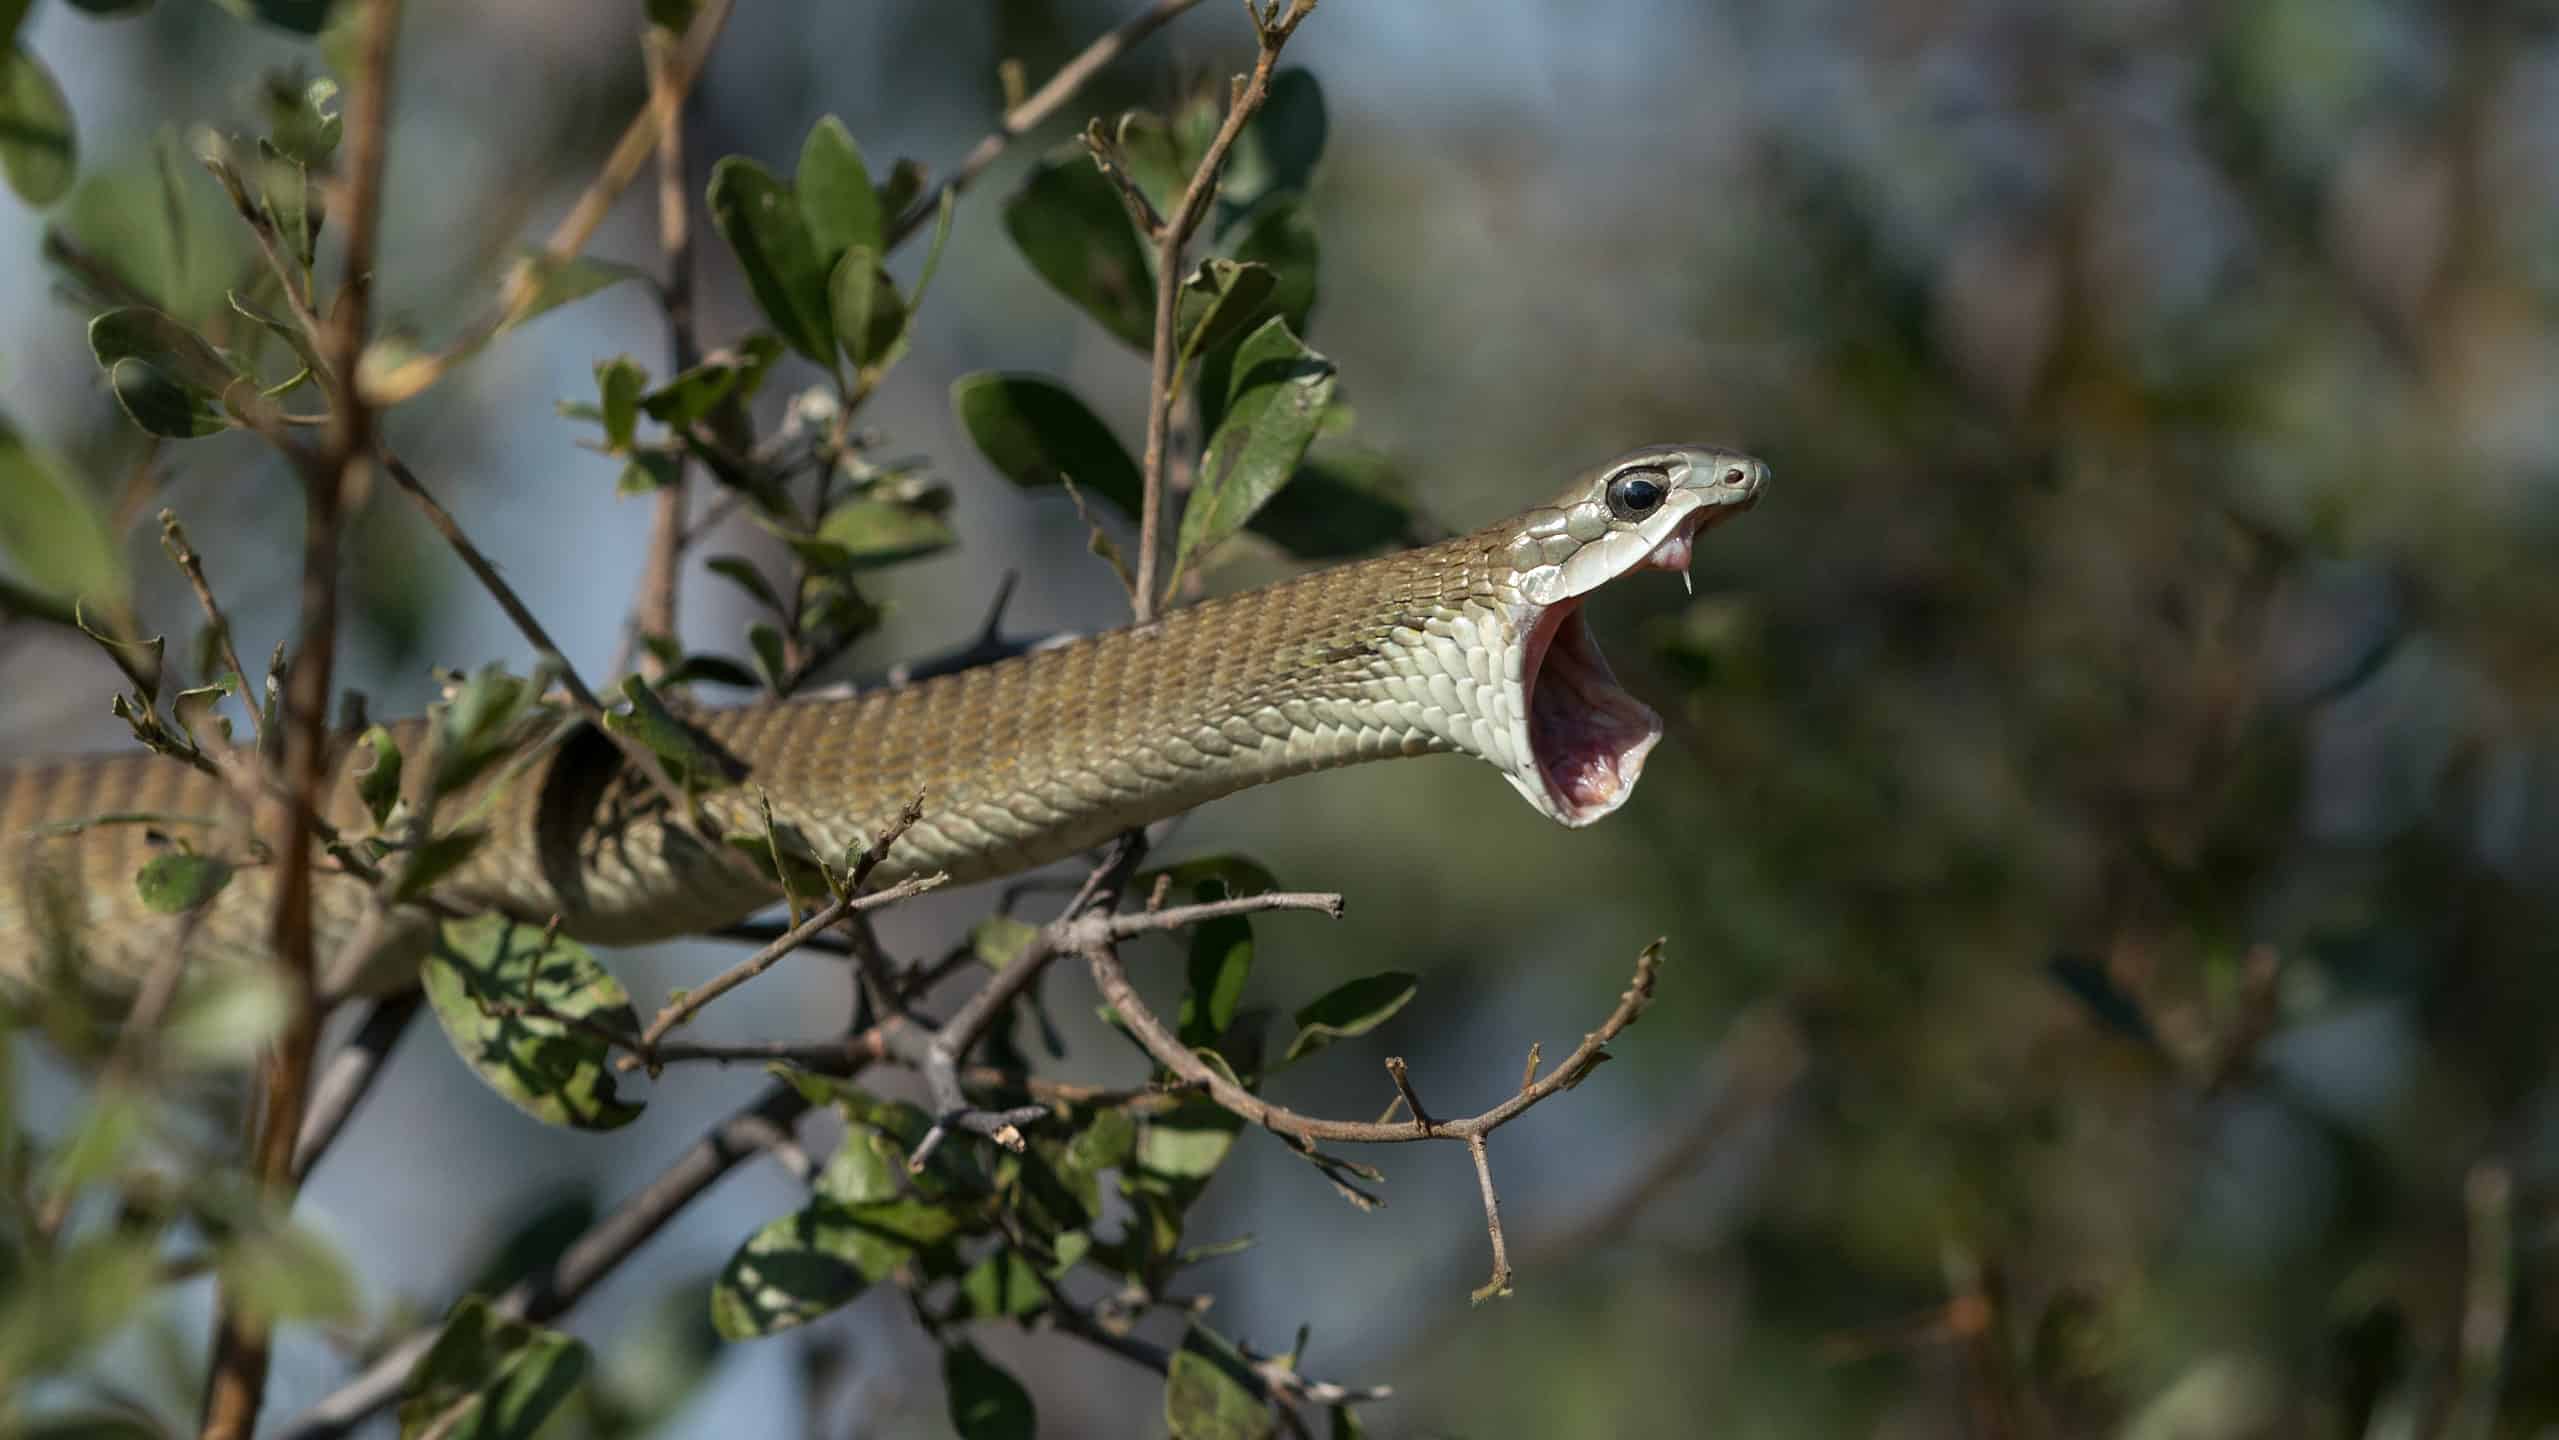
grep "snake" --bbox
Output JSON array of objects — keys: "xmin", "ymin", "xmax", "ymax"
[{"xmin": 0, "ymin": 443, "xmax": 1766, "ymax": 1001}]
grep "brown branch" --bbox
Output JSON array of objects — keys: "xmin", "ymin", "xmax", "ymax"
[
  {"xmin": 201, "ymin": 4, "xmax": 400, "ymax": 1437},
  {"xmin": 624, "ymin": 20, "xmax": 700, "ymax": 679},
  {"xmin": 157, "ymin": 511, "xmax": 265, "ymax": 753},
  {"xmin": 1131, "ymin": 0, "xmax": 1318, "ymax": 621},
  {"xmin": 906, "ymin": 836, "xmax": 1148, "ymax": 1169},
  {"xmin": 884, "ymin": 0, "xmax": 1213, "ymax": 250},
  {"xmin": 1086, "ymin": 936, "xmax": 1663, "ymax": 1298}
]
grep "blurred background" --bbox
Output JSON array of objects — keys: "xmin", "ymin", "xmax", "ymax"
[{"xmin": 5, "ymin": 0, "xmax": 2559, "ymax": 1435}]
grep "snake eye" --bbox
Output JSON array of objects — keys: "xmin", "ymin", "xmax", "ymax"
[{"xmin": 1605, "ymin": 469, "xmax": 1668, "ymax": 521}]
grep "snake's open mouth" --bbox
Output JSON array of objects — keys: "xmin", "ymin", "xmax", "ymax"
[{"xmin": 1520, "ymin": 598, "xmax": 1663, "ymax": 825}]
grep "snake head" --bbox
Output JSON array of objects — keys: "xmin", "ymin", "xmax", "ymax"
[{"xmin": 1499, "ymin": 444, "xmax": 1768, "ymax": 826}]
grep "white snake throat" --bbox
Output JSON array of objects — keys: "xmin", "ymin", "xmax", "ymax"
[{"xmin": 0, "ymin": 444, "xmax": 1767, "ymax": 998}]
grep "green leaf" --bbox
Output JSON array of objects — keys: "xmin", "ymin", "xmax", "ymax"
[
  {"xmin": 1175, "ymin": 259, "xmax": 1277, "ymax": 371},
  {"xmin": 397, "ymin": 1296, "xmax": 590, "ymax": 1440},
  {"xmin": 503, "ymin": 253, "xmax": 646, "ymax": 334},
  {"xmin": 1136, "ymin": 1092, "xmax": 1243, "ymax": 1184},
  {"xmin": 708, "ymin": 1196, "xmax": 963, "ymax": 1339},
  {"xmin": 874, "ymin": 156, "xmax": 925, "ymax": 223},
  {"xmin": 797, "ymin": 115, "xmax": 881, "ymax": 265},
  {"xmin": 108, "ymin": 358, "xmax": 227, "ymax": 439},
  {"xmin": 348, "ymin": 724, "xmax": 404, "ymax": 826},
  {"xmin": 0, "ymin": 412, "xmax": 124, "ymax": 611},
  {"xmin": 1003, "ymin": 145, "xmax": 1155, "ymax": 348},
  {"xmin": 601, "ymin": 673, "xmax": 724, "ymax": 790},
  {"xmin": 159, "ymin": 965, "xmax": 289, "ymax": 1067},
  {"xmin": 1064, "ymin": 1105, "xmax": 1137, "ymax": 1175},
  {"xmin": 956, "ymin": 1248, "xmax": 1048, "ymax": 1321},
  {"xmin": 390, "ymin": 826, "xmax": 491, "ymax": 904},
  {"xmin": 1166, "ymin": 1324, "xmax": 1273, "ymax": 1440},
  {"xmin": 0, "ymin": 1235, "xmax": 157, "ymax": 1385},
  {"xmin": 828, "ymin": 245, "xmax": 881, "ymax": 368},
  {"xmin": 746, "ymin": 621, "xmax": 787, "ymax": 691},
  {"xmin": 617, "ymin": 450, "xmax": 682, "ymax": 496},
  {"xmin": 706, "ymin": 155, "xmax": 833, "ymax": 362},
  {"xmin": 800, "ymin": 499, "xmax": 953, "ymax": 572},
  {"xmin": 971, "ymin": 914, "xmax": 1038, "ymax": 970},
  {"xmin": 1330, "ymin": 1403, "xmax": 1370, "ymax": 1438},
  {"xmin": 950, "ymin": 372, "xmax": 1142, "ymax": 518},
  {"xmin": 814, "ymin": 1121, "xmax": 906, "ymax": 1206},
  {"xmin": 640, "ymin": 358, "xmax": 746, "ymax": 428},
  {"xmin": 1178, "ymin": 319, "xmax": 1335, "ymax": 579},
  {"xmin": 134, "ymin": 849, "xmax": 233, "ymax": 913},
  {"xmin": 421, "ymin": 914, "xmax": 644, "ymax": 1131},
  {"xmin": 213, "ymin": 1207, "xmax": 360, "ymax": 1325},
  {"xmin": 1117, "ymin": 98, "xmax": 1218, "ymax": 218},
  {"xmin": 702, "ymin": 555, "xmax": 780, "ymax": 614},
  {"xmin": 0, "ymin": 45, "xmax": 74, "ymax": 205},
  {"xmin": 644, "ymin": 0, "xmax": 699, "ymax": 29},
  {"xmin": 254, "ymin": 138, "xmax": 315, "ymax": 271},
  {"xmin": 1178, "ymin": 916, "xmax": 1252, "ymax": 1049},
  {"xmin": 90, "ymin": 306, "xmax": 237, "ymax": 394},
  {"xmin": 946, "ymin": 1343, "xmax": 1038, "ymax": 1440},
  {"xmin": 231, "ymin": 288, "xmax": 326, "ymax": 391},
  {"xmin": 1228, "ymin": 196, "xmax": 1319, "ymax": 341},
  {"xmin": 1282, "ymin": 973, "xmax": 1418, "ymax": 1065},
  {"xmin": 1246, "ymin": 451, "xmax": 1415, "ymax": 560},
  {"xmin": 258, "ymin": 71, "xmax": 340, "ymax": 163},
  {"xmin": 1220, "ymin": 69, "xmax": 1327, "ymax": 225},
  {"xmin": 594, "ymin": 355, "xmax": 646, "ymax": 452},
  {"xmin": 431, "ymin": 662, "xmax": 548, "ymax": 795}
]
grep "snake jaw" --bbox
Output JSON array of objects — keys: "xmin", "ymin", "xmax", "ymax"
[{"xmin": 1515, "ymin": 598, "xmax": 1664, "ymax": 825}]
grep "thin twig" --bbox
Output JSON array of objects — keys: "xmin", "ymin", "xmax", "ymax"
[
  {"xmin": 1085, "ymin": 936, "xmax": 1664, "ymax": 1297},
  {"xmin": 158, "ymin": 511, "xmax": 264, "ymax": 752},
  {"xmin": 884, "ymin": 0, "xmax": 1213, "ymax": 249},
  {"xmin": 623, "ymin": 19, "xmax": 700, "ymax": 679},
  {"xmin": 908, "ymin": 836, "xmax": 1146, "ymax": 1169},
  {"xmin": 627, "ymin": 872, "xmax": 942, "ymax": 1061},
  {"xmin": 377, "ymin": 451, "xmax": 694, "ymax": 819},
  {"xmin": 1465, "ymin": 1135, "xmax": 1508, "ymax": 1303},
  {"xmin": 201, "ymin": 5, "xmax": 400, "ymax": 1437},
  {"xmin": 360, "ymin": 0, "xmax": 736, "ymax": 406},
  {"xmin": 291, "ymin": 993, "xmax": 424, "ymax": 1181},
  {"xmin": 1131, "ymin": 0, "xmax": 1318, "ymax": 621}
]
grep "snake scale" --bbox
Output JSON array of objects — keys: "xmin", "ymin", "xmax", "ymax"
[{"xmin": 0, "ymin": 444, "xmax": 1766, "ymax": 1000}]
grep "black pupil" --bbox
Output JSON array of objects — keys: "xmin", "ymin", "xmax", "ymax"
[{"xmin": 1617, "ymin": 476, "xmax": 1663, "ymax": 512}]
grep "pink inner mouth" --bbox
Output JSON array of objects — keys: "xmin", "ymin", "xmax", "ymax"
[{"xmin": 1521, "ymin": 599, "xmax": 1664, "ymax": 824}]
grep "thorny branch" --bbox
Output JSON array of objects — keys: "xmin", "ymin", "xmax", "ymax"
[
  {"xmin": 1088, "ymin": 937, "xmax": 1666, "ymax": 1301},
  {"xmin": 1132, "ymin": 0, "xmax": 1320, "ymax": 622}
]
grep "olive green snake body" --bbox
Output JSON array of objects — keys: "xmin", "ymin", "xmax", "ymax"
[{"xmin": 0, "ymin": 445, "xmax": 1765, "ymax": 999}]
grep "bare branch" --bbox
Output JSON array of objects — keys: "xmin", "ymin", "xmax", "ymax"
[
  {"xmin": 621, "ymin": 19, "xmax": 702, "ymax": 680},
  {"xmin": 291, "ymin": 993, "xmax": 425, "ymax": 1181},
  {"xmin": 628, "ymin": 871, "xmax": 942, "ymax": 1062},
  {"xmin": 159, "ymin": 511, "xmax": 265, "ymax": 752},
  {"xmin": 1465, "ymin": 1135, "xmax": 1508, "ymax": 1303},
  {"xmin": 886, "ymin": 0, "xmax": 1213, "ymax": 249}
]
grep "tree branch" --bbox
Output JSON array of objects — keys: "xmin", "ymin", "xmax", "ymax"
[
  {"xmin": 201, "ymin": 3, "xmax": 401, "ymax": 1435},
  {"xmin": 1131, "ymin": 0, "xmax": 1319, "ymax": 621}
]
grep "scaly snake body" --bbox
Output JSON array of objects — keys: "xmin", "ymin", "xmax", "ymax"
[{"xmin": 0, "ymin": 445, "xmax": 1765, "ymax": 998}]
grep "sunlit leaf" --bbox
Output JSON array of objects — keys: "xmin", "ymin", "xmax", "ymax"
[
  {"xmin": 503, "ymin": 253, "xmax": 646, "ymax": 335},
  {"xmin": 1176, "ymin": 258, "xmax": 1278, "ymax": 371},
  {"xmin": 1166, "ymin": 1324, "xmax": 1272, "ymax": 1440},
  {"xmin": 1245, "ymin": 450, "xmax": 1415, "ymax": 560},
  {"xmin": 594, "ymin": 355, "xmax": 646, "ymax": 452},
  {"xmin": 133, "ymin": 849, "xmax": 232, "ymax": 913},
  {"xmin": 397, "ymin": 1297, "xmax": 589, "ymax": 1440},
  {"xmin": 421, "ymin": 914, "xmax": 644, "ymax": 1131},
  {"xmin": 1281, "ymin": 972, "xmax": 1418, "ymax": 1065},
  {"xmin": 708, "ymin": 1196, "xmax": 964, "ymax": 1339}
]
